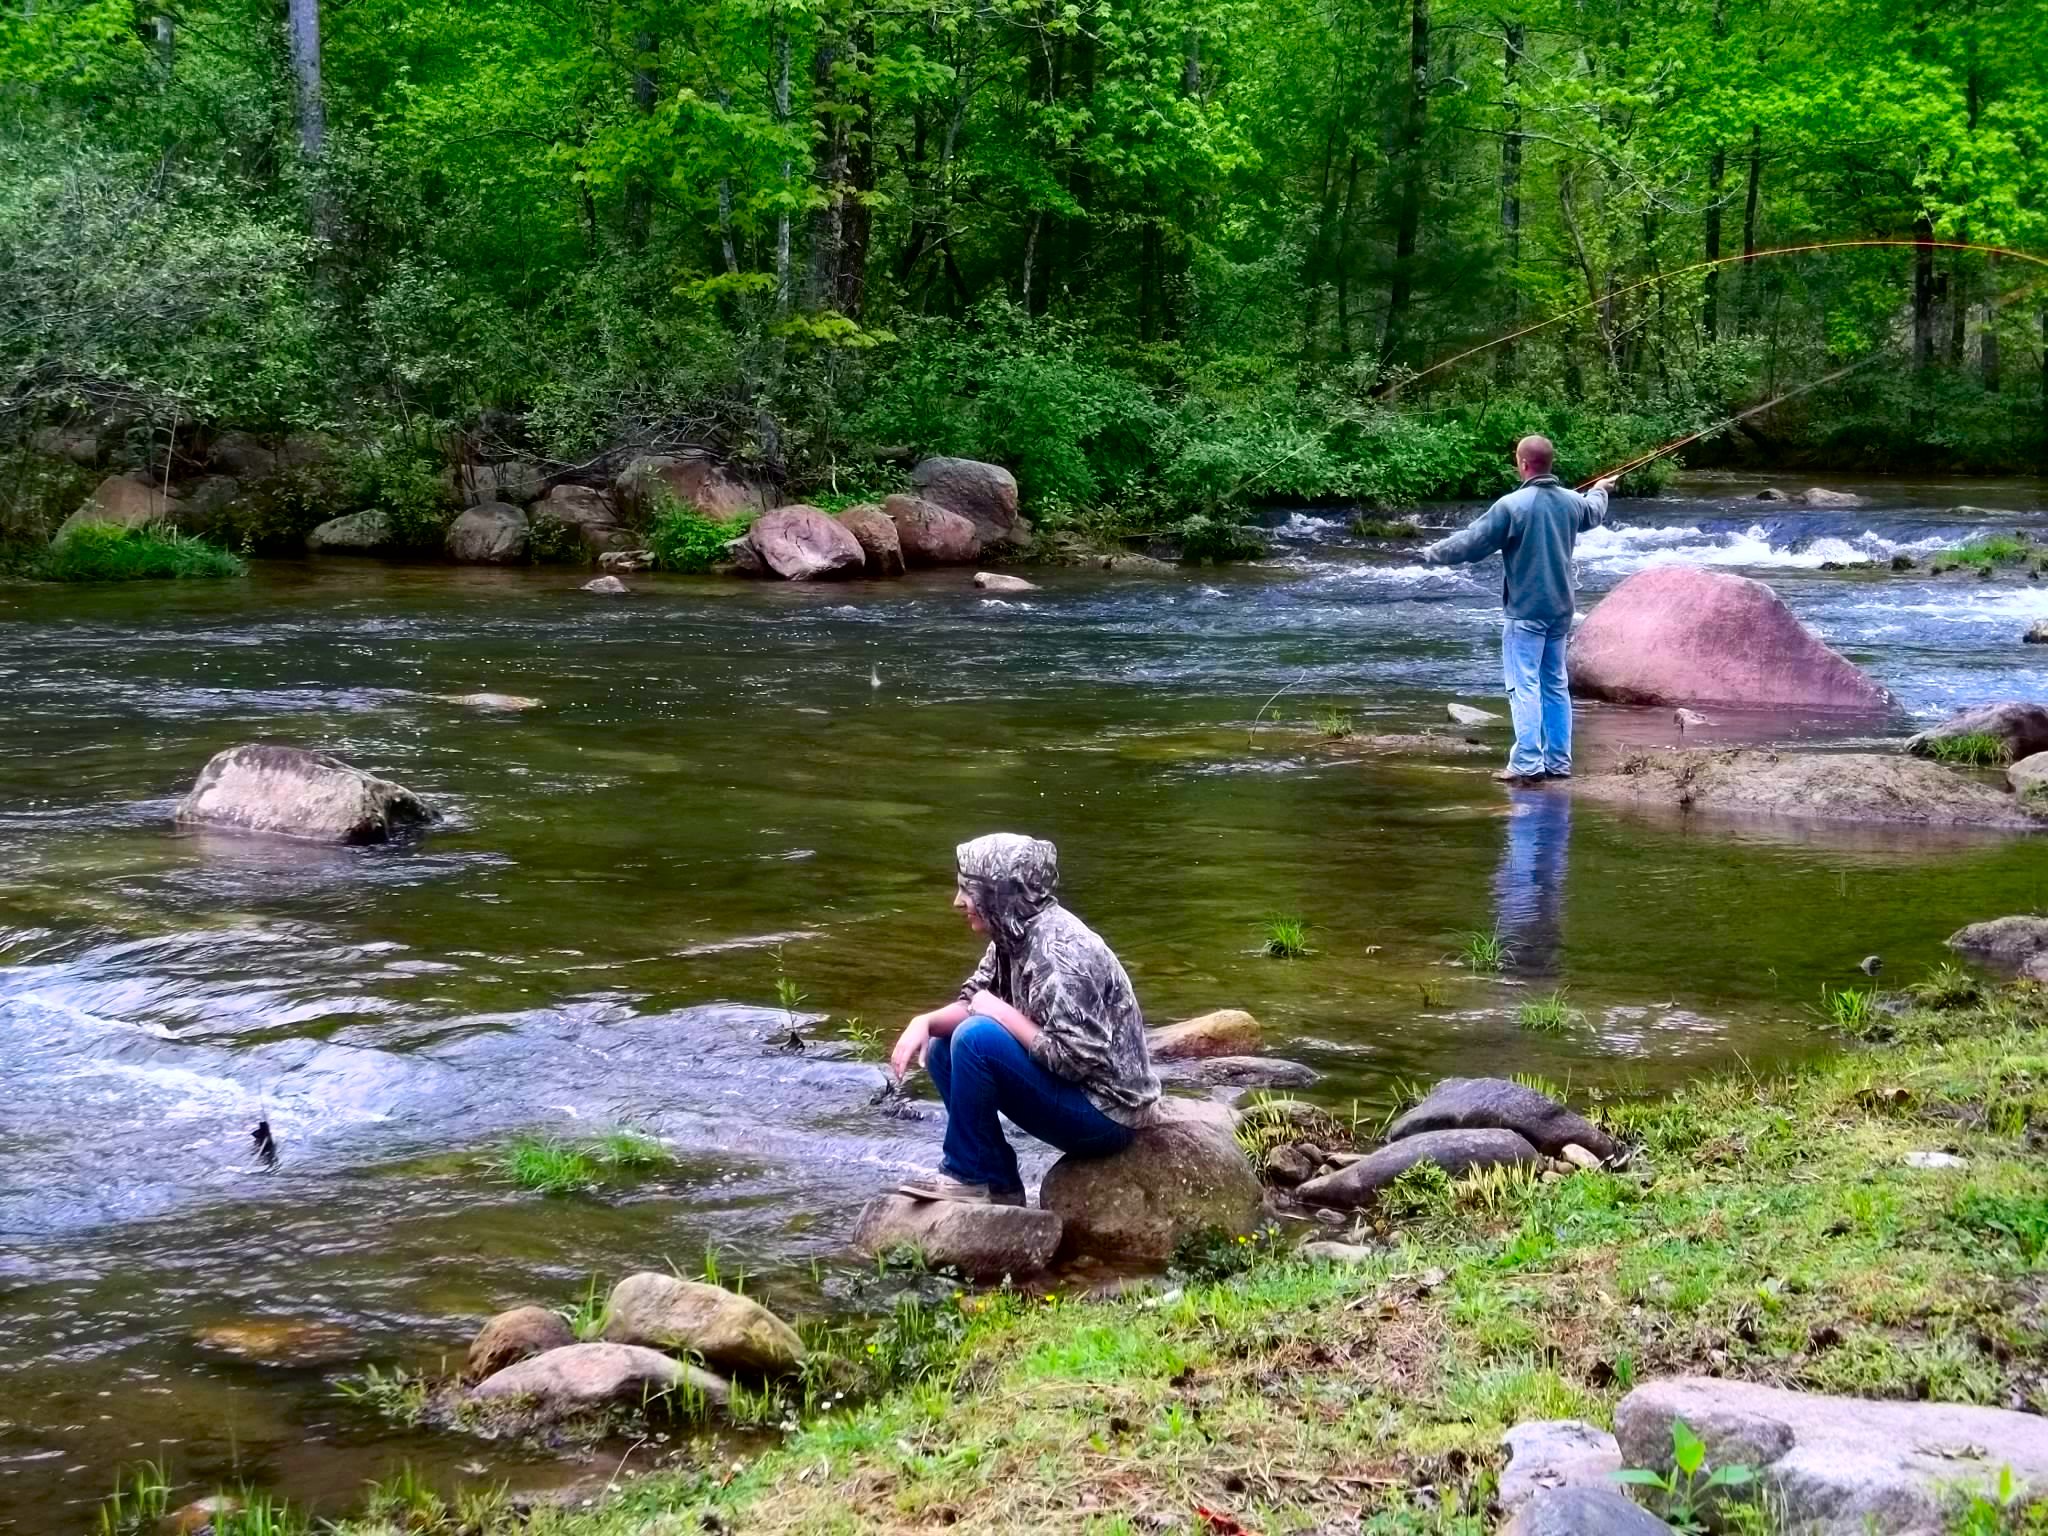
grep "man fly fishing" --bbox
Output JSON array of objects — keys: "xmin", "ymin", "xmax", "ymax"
[{"xmin": 1422, "ymin": 436, "xmax": 1619, "ymax": 786}]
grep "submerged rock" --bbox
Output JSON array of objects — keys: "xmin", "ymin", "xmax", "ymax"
[
  {"xmin": 1388, "ymin": 1077, "xmax": 1617, "ymax": 1161},
  {"xmin": 1039, "ymin": 1101, "xmax": 1264, "ymax": 1265},
  {"xmin": 1295, "ymin": 1129, "xmax": 1541, "ymax": 1209},
  {"xmin": 445, "ymin": 501, "xmax": 529, "ymax": 563},
  {"xmin": 2027, "ymin": 621, "xmax": 2048, "ymax": 644},
  {"xmin": 175, "ymin": 745, "xmax": 436, "ymax": 846},
  {"xmin": 1262, "ymin": 1144, "xmax": 1316, "ymax": 1185},
  {"xmin": 582, "ymin": 574, "xmax": 628, "ymax": 594},
  {"xmin": 469, "ymin": 1342, "xmax": 728, "ymax": 1420},
  {"xmin": 1801, "ymin": 487, "xmax": 1869, "ymax": 508},
  {"xmin": 56, "ymin": 474, "xmax": 175, "ymax": 537},
  {"xmin": 1499, "ymin": 1420, "xmax": 1625, "ymax": 1513},
  {"xmin": 836, "ymin": 503, "xmax": 905, "ymax": 577},
  {"xmin": 1163, "ymin": 1055, "xmax": 1318, "ymax": 1089},
  {"xmin": 1503, "ymin": 1487, "xmax": 1672, "ymax": 1535},
  {"xmin": 1569, "ymin": 567, "xmax": 1893, "ymax": 710},
  {"xmin": 193, "ymin": 1319, "xmax": 355, "ymax": 1365},
  {"xmin": 439, "ymin": 692, "xmax": 542, "ymax": 711},
  {"xmin": 851, "ymin": 1194, "xmax": 1063, "ymax": 1279},
  {"xmin": 885, "ymin": 494, "xmax": 981, "ymax": 566},
  {"xmin": 1948, "ymin": 915, "xmax": 2048, "ymax": 968},
  {"xmin": 911, "ymin": 457, "xmax": 1023, "ymax": 546},
  {"xmin": 1905, "ymin": 700, "xmax": 2048, "ymax": 763},
  {"xmin": 600, "ymin": 549, "xmax": 655, "ymax": 573},
  {"xmin": 1576, "ymin": 748, "xmax": 2047, "ymax": 829},
  {"xmin": 740, "ymin": 505, "xmax": 865, "ymax": 581},
  {"xmin": 1447, "ymin": 702, "xmax": 1500, "ymax": 726},
  {"xmin": 465, "ymin": 1305, "xmax": 573, "ymax": 1382},
  {"xmin": 974, "ymin": 571, "xmax": 1038, "ymax": 592},
  {"xmin": 1615, "ymin": 1376, "xmax": 2048, "ymax": 1534},
  {"xmin": 1147, "ymin": 1009, "xmax": 1262, "ymax": 1061},
  {"xmin": 601, "ymin": 1273, "xmax": 803, "ymax": 1374},
  {"xmin": 307, "ymin": 509, "xmax": 394, "ymax": 555},
  {"xmin": 171, "ymin": 1496, "xmax": 244, "ymax": 1535}
]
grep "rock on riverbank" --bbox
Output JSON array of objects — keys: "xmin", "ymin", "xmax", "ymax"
[
  {"xmin": 851, "ymin": 1195, "xmax": 1064, "ymax": 1279},
  {"xmin": 469, "ymin": 1343, "xmax": 728, "ymax": 1422},
  {"xmin": 1147, "ymin": 1009, "xmax": 1262, "ymax": 1060},
  {"xmin": 1389, "ymin": 1077, "xmax": 1616, "ymax": 1161},
  {"xmin": 1575, "ymin": 748, "xmax": 2048, "ymax": 829},
  {"xmin": 600, "ymin": 1273, "xmax": 803, "ymax": 1374},
  {"xmin": 174, "ymin": 745, "xmax": 436, "ymax": 845},
  {"xmin": 1295, "ymin": 1128, "xmax": 1542, "ymax": 1208},
  {"xmin": 1038, "ymin": 1101, "xmax": 1264, "ymax": 1265},
  {"xmin": 1904, "ymin": 700, "xmax": 2048, "ymax": 763}
]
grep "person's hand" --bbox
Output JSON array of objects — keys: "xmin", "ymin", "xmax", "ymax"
[
  {"xmin": 1592, "ymin": 475, "xmax": 1619, "ymax": 495},
  {"xmin": 889, "ymin": 1014, "xmax": 931, "ymax": 1081},
  {"xmin": 970, "ymin": 989, "xmax": 1005, "ymax": 1020}
]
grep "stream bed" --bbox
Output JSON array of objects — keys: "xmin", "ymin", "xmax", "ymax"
[{"xmin": 2, "ymin": 471, "xmax": 2045, "ymax": 1529}]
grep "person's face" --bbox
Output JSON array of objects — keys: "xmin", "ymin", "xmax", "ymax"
[{"xmin": 953, "ymin": 884, "xmax": 990, "ymax": 935}]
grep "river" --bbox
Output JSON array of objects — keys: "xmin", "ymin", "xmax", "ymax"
[{"xmin": 2, "ymin": 472, "xmax": 2044, "ymax": 1529}]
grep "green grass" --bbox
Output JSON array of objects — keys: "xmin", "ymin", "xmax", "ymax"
[
  {"xmin": 1261, "ymin": 915, "xmax": 1310, "ymax": 958},
  {"xmin": 333, "ymin": 1363, "xmax": 430, "ymax": 1427},
  {"xmin": 1351, "ymin": 515, "xmax": 1422, "ymax": 539},
  {"xmin": 1910, "ymin": 962, "xmax": 1983, "ymax": 1011},
  {"xmin": 648, "ymin": 495, "xmax": 753, "ymax": 572},
  {"xmin": 1815, "ymin": 983, "xmax": 1878, "ymax": 1032},
  {"xmin": 1517, "ymin": 989, "xmax": 1584, "ymax": 1035},
  {"xmin": 1459, "ymin": 927, "xmax": 1514, "ymax": 972},
  {"xmin": 1923, "ymin": 731, "xmax": 2012, "ymax": 767},
  {"xmin": 492, "ymin": 1127, "xmax": 675, "ymax": 1194},
  {"xmin": 1309, "ymin": 706, "xmax": 1355, "ymax": 739},
  {"xmin": 1932, "ymin": 533, "xmax": 2033, "ymax": 572},
  {"xmin": 1417, "ymin": 978, "xmax": 1448, "ymax": 1008},
  {"xmin": 33, "ymin": 522, "xmax": 246, "ymax": 582},
  {"xmin": 558, "ymin": 1274, "xmax": 612, "ymax": 1340},
  {"xmin": 92, "ymin": 1459, "xmax": 169, "ymax": 1536}
]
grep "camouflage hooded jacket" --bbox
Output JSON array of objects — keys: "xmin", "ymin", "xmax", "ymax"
[{"xmin": 953, "ymin": 833, "xmax": 1162, "ymax": 1126}]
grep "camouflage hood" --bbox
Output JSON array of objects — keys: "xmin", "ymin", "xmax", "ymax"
[{"xmin": 955, "ymin": 832, "xmax": 1060, "ymax": 949}]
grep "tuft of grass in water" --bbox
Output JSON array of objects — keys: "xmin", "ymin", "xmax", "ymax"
[
  {"xmin": 840, "ymin": 1013, "xmax": 885, "ymax": 1056},
  {"xmin": 1261, "ymin": 916, "xmax": 1310, "ymax": 958},
  {"xmin": 1517, "ymin": 989, "xmax": 1584, "ymax": 1035},
  {"xmin": 558, "ymin": 1274, "xmax": 611, "ymax": 1340},
  {"xmin": 592, "ymin": 1127, "xmax": 671, "ymax": 1171},
  {"xmin": 494, "ymin": 1126, "xmax": 674, "ymax": 1194},
  {"xmin": 1459, "ymin": 927, "xmax": 1514, "ymax": 972},
  {"xmin": 1924, "ymin": 731, "xmax": 2012, "ymax": 767},
  {"xmin": 1815, "ymin": 983, "xmax": 1878, "ymax": 1034},
  {"xmin": 1350, "ymin": 515, "xmax": 1422, "ymax": 539},
  {"xmin": 1308, "ymin": 706, "xmax": 1355, "ymax": 739},
  {"xmin": 1910, "ymin": 962, "xmax": 1983, "ymax": 1011},
  {"xmin": 1417, "ymin": 978, "xmax": 1448, "ymax": 1008},
  {"xmin": 1932, "ymin": 532, "xmax": 2032, "ymax": 572},
  {"xmin": 34, "ymin": 522, "xmax": 246, "ymax": 582},
  {"xmin": 333, "ymin": 1363, "xmax": 430, "ymax": 1427},
  {"xmin": 212, "ymin": 1490, "xmax": 313, "ymax": 1536},
  {"xmin": 93, "ymin": 1459, "xmax": 169, "ymax": 1536},
  {"xmin": 362, "ymin": 1463, "xmax": 446, "ymax": 1529}
]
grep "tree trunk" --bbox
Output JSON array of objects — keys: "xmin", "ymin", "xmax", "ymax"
[
  {"xmin": 152, "ymin": 13, "xmax": 174, "ymax": 71},
  {"xmin": 624, "ymin": 30, "xmax": 656, "ymax": 250},
  {"xmin": 1738, "ymin": 122, "xmax": 1761, "ymax": 327},
  {"xmin": 808, "ymin": 30, "xmax": 846, "ymax": 306},
  {"xmin": 1948, "ymin": 257, "xmax": 1969, "ymax": 367},
  {"xmin": 1334, "ymin": 151, "xmax": 1359, "ymax": 357},
  {"xmin": 1701, "ymin": 0, "xmax": 1726, "ymax": 341},
  {"xmin": 285, "ymin": 0, "xmax": 324, "ymax": 163},
  {"xmin": 1496, "ymin": 20, "xmax": 1523, "ymax": 378},
  {"xmin": 1981, "ymin": 254, "xmax": 2000, "ymax": 392},
  {"xmin": 1913, "ymin": 216, "xmax": 1936, "ymax": 370},
  {"xmin": 837, "ymin": 17, "xmax": 874, "ymax": 316},
  {"xmin": 716, "ymin": 91, "xmax": 739, "ymax": 275},
  {"xmin": 773, "ymin": 19, "xmax": 792, "ymax": 315},
  {"xmin": 1379, "ymin": 0, "xmax": 1430, "ymax": 368}
]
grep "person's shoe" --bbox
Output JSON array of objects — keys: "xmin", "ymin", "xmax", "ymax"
[
  {"xmin": 1543, "ymin": 768, "xmax": 1572, "ymax": 780},
  {"xmin": 1493, "ymin": 767, "xmax": 1544, "ymax": 785},
  {"xmin": 898, "ymin": 1173, "xmax": 1029, "ymax": 1206}
]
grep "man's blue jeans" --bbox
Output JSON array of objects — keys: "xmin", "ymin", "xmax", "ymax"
[
  {"xmin": 1503, "ymin": 616, "xmax": 1574, "ymax": 778},
  {"xmin": 925, "ymin": 1017, "xmax": 1133, "ymax": 1197}
]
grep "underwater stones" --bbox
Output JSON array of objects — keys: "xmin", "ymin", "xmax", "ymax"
[
  {"xmin": 1905, "ymin": 700, "xmax": 2048, "ymax": 764},
  {"xmin": 1388, "ymin": 1076, "xmax": 1617, "ymax": 1161},
  {"xmin": 851, "ymin": 1195, "xmax": 1063, "ymax": 1279},
  {"xmin": 1569, "ymin": 567, "xmax": 1893, "ymax": 711},
  {"xmin": 601, "ymin": 1273, "xmax": 803, "ymax": 1374},
  {"xmin": 465, "ymin": 1305, "xmax": 573, "ymax": 1382},
  {"xmin": 1295, "ymin": 1129, "xmax": 1541, "ymax": 1209},
  {"xmin": 440, "ymin": 692, "xmax": 542, "ymax": 710},
  {"xmin": 1801, "ymin": 487, "xmax": 1869, "ymax": 508},
  {"xmin": 56, "ymin": 474, "xmax": 175, "ymax": 537},
  {"xmin": 445, "ymin": 500, "xmax": 529, "ymax": 563},
  {"xmin": 1147, "ymin": 1008, "xmax": 1262, "ymax": 1061},
  {"xmin": 307, "ymin": 508, "xmax": 394, "ymax": 554},
  {"xmin": 1499, "ymin": 1420, "xmax": 1625, "ymax": 1514},
  {"xmin": 911, "ymin": 456, "xmax": 1022, "ymax": 546},
  {"xmin": 1614, "ymin": 1376, "xmax": 2048, "ymax": 1534},
  {"xmin": 1503, "ymin": 1488, "xmax": 1673, "ymax": 1536},
  {"xmin": 1039, "ymin": 1101, "xmax": 1265, "ymax": 1266},
  {"xmin": 974, "ymin": 571, "xmax": 1038, "ymax": 592},
  {"xmin": 885, "ymin": 494, "xmax": 982, "ymax": 566},
  {"xmin": 836, "ymin": 502, "xmax": 905, "ymax": 577},
  {"xmin": 2010, "ymin": 752, "xmax": 2048, "ymax": 799},
  {"xmin": 1165, "ymin": 1054, "xmax": 1318, "ymax": 1089},
  {"xmin": 193, "ymin": 1319, "xmax": 356, "ymax": 1365},
  {"xmin": 1447, "ymin": 702, "xmax": 1500, "ymax": 726},
  {"xmin": 171, "ymin": 1496, "xmax": 244, "ymax": 1535},
  {"xmin": 1948, "ymin": 916, "xmax": 2048, "ymax": 968},
  {"xmin": 1577, "ymin": 748, "xmax": 2047, "ymax": 829},
  {"xmin": 2027, "ymin": 621, "xmax": 2048, "ymax": 644},
  {"xmin": 740, "ymin": 504, "xmax": 866, "ymax": 581},
  {"xmin": 582, "ymin": 574, "xmax": 628, "ymax": 594},
  {"xmin": 470, "ymin": 1342, "xmax": 728, "ymax": 1421},
  {"xmin": 175, "ymin": 745, "xmax": 436, "ymax": 846}
]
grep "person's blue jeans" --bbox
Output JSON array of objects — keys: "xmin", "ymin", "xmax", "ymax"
[
  {"xmin": 1502, "ymin": 616, "xmax": 1574, "ymax": 778},
  {"xmin": 924, "ymin": 1017, "xmax": 1133, "ymax": 1197}
]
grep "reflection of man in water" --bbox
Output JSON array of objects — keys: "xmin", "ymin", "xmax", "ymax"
[
  {"xmin": 1494, "ymin": 789, "xmax": 1570, "ymax": 975},
  {"xmin": 1422, "ymin": 436, "xmax": 1618, "ymax": 785}
]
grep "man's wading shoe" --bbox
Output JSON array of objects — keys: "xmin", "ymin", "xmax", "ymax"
[{"xmin": 897, "ymin": 1173, "xmax": 1026, "ymax": 1207}]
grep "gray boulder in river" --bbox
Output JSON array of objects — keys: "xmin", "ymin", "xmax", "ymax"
[
  {"xmin": 911, "ymin": 456, "xmax": 1023, "ymax": 546},
  {"xmin": 175, "ymin": 745, "xmax": 436, "ymax": 845},
  {"xmin": 469, "ymin": 1342, "xmax": 728, "ymax": 1421},
  {"xmin": 1575, "ymin": 748, "xmax": 2048, "ymax": 829},
  {"xmin": 1904, "ymin": 699, "xmax": 2048, "ymax": 763},
  {"xmin": 852, "ymin": 1194, "xmax": 1064, "ymax": 1279},
  {"xmin": 1948, "ymin": 915, "xmax": 2048, "ymax": 968},
  {"xmin": 600, "ymin": 1272, "xmax": 803, "ymax": 1374},
  {"xmin": 1503, "ymin": 1488, "xmax": 1673, "ymax": 1535},
  {"xmin": 464, "ymin": 1305, "xmax": 572, "ymax": 1382},
  {"xmin": 306, "ymin": 508, "xmax": 393, "ymax": 555},
  {"xmin": 1388, "ymin": 1076, "xmax": 1616, "ymax": 1160},
  {"xmin": 836, "ymin": 503, "xmax": 905, "ymax": 577},
  {"xmin": 445, "ymin": 500, "xmax": 529, "ymax": 563},
  {"xmin": 1295, "ymin": 1128, "xmax": 1541, "ymax": 1209},
  {"xmin": 1038, "ymin": 1101, "xmax": 1264, "ymax": 1265}
]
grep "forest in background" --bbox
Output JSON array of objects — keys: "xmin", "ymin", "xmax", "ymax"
[{"xmin": 4, "ymin": 0, "xmax": 2048, "ymax": 544}]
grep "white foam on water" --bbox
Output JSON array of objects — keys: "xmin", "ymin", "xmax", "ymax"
[{"xmin": 1575, "ymin": 522, "xmax": 1954, "ymax": 574}]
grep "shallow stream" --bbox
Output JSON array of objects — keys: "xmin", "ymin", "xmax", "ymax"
[{"xmin": 2, "ymin": 471, "xmax": 2045, "ymax": 1529}]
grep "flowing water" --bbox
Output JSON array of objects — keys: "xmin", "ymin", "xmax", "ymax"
[{"xmin": 3, "ymin": 471, "xmax": 2045, "ymax": 1529}]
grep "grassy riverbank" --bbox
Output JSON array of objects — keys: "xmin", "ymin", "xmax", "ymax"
[{"xmin": 299, "ymin": 979, "xmax": 2048, "ymax": 1536}]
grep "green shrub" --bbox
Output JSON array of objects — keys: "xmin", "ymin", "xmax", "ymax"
[
  {"xmin": 34, "ymin": 523, "xmax": 245, "ymax": 581},
  {"xmin": 527, "ymin": 512, "xmax": 584, "ymax": 564},
  {"xmin": 344, "ymin": 451, "xmax": 453, "ymax": 551},
  {"xmin": 1173, "ymin": 511, "xmax": 1267, "ymax": 564},
  {"xmin": 649, "ymin": 496, "xmax": 749, "ymax": 572}
]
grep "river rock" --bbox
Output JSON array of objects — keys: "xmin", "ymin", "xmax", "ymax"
[
  {"xmin": 1148, "ymin": 1009, "xmax": 1261, "ymax": 1061},
  {"xmin": 1165, "ymin": 1055, "xmax": 1318, "ymax": 1089},
  {"xmin": 739, "ymin": 504, "xmax": 865, "ymax": 581},
  {"xmin": 1039, "ymin": 1101, "xmax": 1264, "ymax": 1265},
  {"xmin": 912, "ymin": 457, "xmax": 1022, "ymax": 545},
  {"xmin": 193, "ymin": 1319, "xmax": 355, "ymax": 1365},
  {"xmin": 175, "ymin": 745, "xmax": 436, "ymax": 845},
  {"xmin": 1615, "ymin": 1376, "xmax": 2048, "ymax": 1533},
  {"xmin": 1503, "ymin": 1487, "xmax": 1673, "ymax": 1536},
  {"xmin": 1447, "ymin": 702, "xmax": 1499, "ymax": 726},
  {"xmin": 1388, "ymin": 1077, "xmax": 1617, "ymax": 1160},
  {"xmin": 2026, "ymin": 621, "xmax": 2048, "ymax": 644},
  {"xmin": 1568, "ymin": 567, "xmax": 1893, "ymax": 710},
  {"xmin": 465, "ymin": 1305, "xmax": 573, "ymax": 1382},
  {"xmin": 2011, "ymin": 752, "xmax": 2048, "ymax": 799},
  {"xmin": 307, "ymin": 509, "xmax": 393, "ymax": 555},
  {"xmin": 171, "ymin": 1495, "xmax": 243, "ymax": 1535},
  {"xmin": 469, "ymin": 1342, "xmax": 729, "ymax": 1419},
  {"xmin": 886, "ymin": 494, "xmax": 982, "ymax": 565},
  {"xmin": 1904, "ymin": 700, "xmax": 2048, "ymax": 763},
  {"xmin": 1499, "ymin": 1420, "xmax": 1624, "ymax": 1513},
  {"xmin": 836, "ymin": 503, "xmax": 905, "ymax": 577},
  {"xmin": 535, "ymin": 484, "xmax": 628, "ymax": 553},
  {"xmin": 1263, "ymin": 1144, "xmax": 1316, "ymax": 1185},
  {"xmin": 974, "ymin": 571, "xmax": 1038, "ymax": 592},
  {"xmin": 1576, "ymin": 748, "xmax": 2048, "ymax": 829},
  {"xmin": 614, "ymin": 454, "xmax": 767, "ymax": 521},
  {"xmin": 1295, "ymin": 1129, "xmax": 1541, "ymax": 1209},
  {"xmin": 600, "ymin": 548, "xmax": 655, "ymax": 573},
  {"xmin": 851, "ymin": 1194, "xmax": 1063, "ymax": 1279},
  {"xmin": 601, "ymin": 1273, "xmax": 802, "ymax": 1374},
  {"xmin": 582, "ymin": 574, "xmax": 628, "ymax": 594},
  {"xmin": 33, "ymin": 424, "xmax": 102, "ymax": 466},
  {"xmin": 56, "ymin": 474, "xmax": 175, "ymax": 537},
  {"xmin": 446, "ymin": 501, "xmax": 529, "ymax": 563},
  {"xmin": 1948, "ymin": 915, "xmax": 2048, "ymax": 967},
  {"xmin": 1299, "ymin": 1240, "xmax": 1377, "ymax": 1264},
  {"xmin": 440, "ymin": 692, "xmax": 542, "ymax": 711},
  {"xmin": 1801, "ymin": 487, "xmax": 1869, "ymax": 508}
]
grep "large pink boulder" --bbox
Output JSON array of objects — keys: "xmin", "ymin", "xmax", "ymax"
[
  {"xmin": 741, "ymin": 505, "xmax": 865, "ymax": 581},
  {"xmin": 1569, "ymin": 567, "xmax": 1892, "ymax": 711},
  {"xmin": 885, "ymin": 494, "xmax": 981, "ymax": 565}
]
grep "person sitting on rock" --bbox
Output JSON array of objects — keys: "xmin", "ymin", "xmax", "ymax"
[{"xmin": 890, "ymin": 832, "xmax": 1160, "ymax": 1206}]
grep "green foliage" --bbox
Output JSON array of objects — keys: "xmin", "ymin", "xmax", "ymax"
[
  {"xmin": 343, "ymin": 451, "xmax": 452, "ymax": 552},
  {"xmin": 1518, "ymin": 989, "xmax": 1584, "ymax": 1035},
  {"xmin": 210, "ymin": 1491, "xmax": 314, "ymax": 1536},
  {"xmin": 1613, "ymin": 1417, "xmax": 1758, "ymax": 1533},
  {"xmin": 1171, "ymin": 512, "xmax": 1268, "ymax": 564},
  {"xmin": 1168, "ymin": 1223, "xmax": 1284, "ymax": 1282},
  {"xmin": 1816, "ymin": 984, "xmax": 1877, "ymax": 1033},
  {"xmin": 862, "ymin": 1294, "xmax": 970, "ymax": 1390},
  {"xmin": 1418, "ymin": 979, "xmax": 1449, "ymax": 1008},
  {"xmin": 1911, "ymin": 963, "xmax": 1984, "ymax": 1011},
  {"xmin": 1459, "ymin": 929, "xmax": 1513, "ymax": 973},
  {"xmin": 362, "ymin": 1464, "xmax": 447, "ymax": 1529},
  {"xmin": 1948, "ymin": 1190, "xmax": 2048, "ymax": 1265},
  {"xmin": 333, "ymin": 1364, "xmax": 430, "ymax": 1428},
  {"xmin": 493, "ymin": 1128, "xmax": 674, "ymax": 1194},
  {"xmin": 92, "ymin": 1460, "xmax": 169, "ymax": 1536},
  {"xmin": 1933, "ymin": 534, "xmax": 2034, "ymax": 572},
  {"xmin": 33, "ymin": 523, "xmax": 245, "ymax": 582},
  {"xmin": 649, "ymin": 498, "xmax": 748, "ymax": 574},
  {"xmin": 1352, "ymin": 516, "xmax": 1421, "ymax": 539},
  {"xmin": 1261, "ymin": 916, "xmax": 1310, "ymax": 959},
  {"xmin": 558, "ymin": 1274, "xmax": 612, "ymax": 1341},
  {"xmin": 1924, "ymin": 733, "xmax": 2013, "ymax": 767}
]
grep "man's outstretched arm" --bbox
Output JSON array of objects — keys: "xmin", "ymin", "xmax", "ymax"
[{"xmin": 1423, "ymin": 503, "xmax": 1510, "ymax": 567}]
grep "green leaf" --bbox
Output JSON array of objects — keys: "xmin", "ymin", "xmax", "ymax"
[
  {"xmin": 1611, "ymin": 1469, "xmax": 1670, "ymax": 1489},
  {"xmin": 1671, "ymin": 1418, "xmax": 1706, "ymax": 1478}
]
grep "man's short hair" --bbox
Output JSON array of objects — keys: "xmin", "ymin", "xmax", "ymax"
[{"xmin": 1516, "ymin": 435, "xmax": 1555, "ymax": 474}]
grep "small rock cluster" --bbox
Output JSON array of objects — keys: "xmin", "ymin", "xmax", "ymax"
[{"xmin": 729, "ymin": 460, "xmax": 1028, "ymax": 581}]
